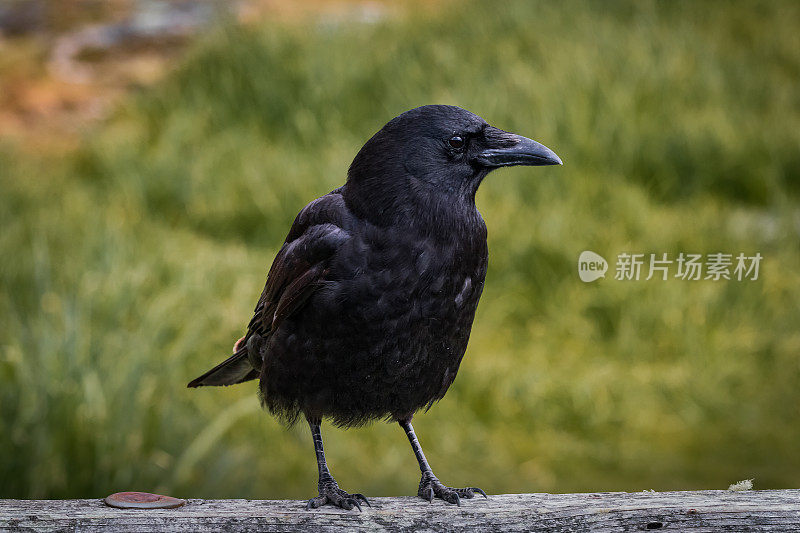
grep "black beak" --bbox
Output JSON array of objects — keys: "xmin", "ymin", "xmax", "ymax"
[{"xmin": 475, "ymin": 128, "xmax": 562, "ymax": 168}]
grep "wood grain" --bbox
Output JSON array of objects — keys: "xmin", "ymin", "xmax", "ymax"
[{"xmin": 2, "ymin": 490, "xmax": 799, "ymax": 532}]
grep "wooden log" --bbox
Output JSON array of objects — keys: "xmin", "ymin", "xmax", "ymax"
[{"xmin": 1, "ymin": 490, "xmax": 799, "ymax": 532}]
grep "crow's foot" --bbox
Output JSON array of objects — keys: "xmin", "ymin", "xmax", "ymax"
[
  {"xmin": 417, "ymin": 472, "xmax": 487, "ymax": 506},
  {"xmin": 306, "ymin": 479, "xmax": 370, "ymax": 512}
]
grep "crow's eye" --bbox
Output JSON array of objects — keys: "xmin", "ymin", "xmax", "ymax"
[{"xmin": 448, "ymin": 135, "xmax": 465, "ymax": 149}]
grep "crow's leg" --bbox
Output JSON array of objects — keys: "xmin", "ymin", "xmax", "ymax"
[
  {"xmin": 305, "ymin": 417, "xmax": 370, "ymax": 511},
  {"xmin": 399, "ymin": 418, "xmax": 487, "ymax": 506}
]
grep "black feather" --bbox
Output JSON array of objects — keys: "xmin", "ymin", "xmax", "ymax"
[
  {"xmin": 189, "ymin": 105, "xmax": 560, "ymax": 428},
  {"xmin": 187, "ymin": 345, "xmax": 257, "ymax": 387}
]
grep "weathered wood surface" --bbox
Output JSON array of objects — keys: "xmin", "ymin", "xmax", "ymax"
[{"xmin": 2, "ymin": 490, "xmax": 799, "ymax": 532}]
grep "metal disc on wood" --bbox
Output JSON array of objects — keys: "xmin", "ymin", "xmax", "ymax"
[{"xmin": 104, "ymin": 492, "xmax": 185, "ymax": 509}]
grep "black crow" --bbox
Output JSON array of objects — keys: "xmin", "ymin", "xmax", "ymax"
[{"xmin": 188, "ymin": 105, "xmax": 561, "ymax": 510}]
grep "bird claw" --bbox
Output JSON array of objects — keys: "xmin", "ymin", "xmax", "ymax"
[
  {"xmin": 472, "ymin": 486, "xmax": 489, "ymax": 499},
  {"xmin": 352, "ymin": 493, "xmax": 371, "ymax": 507},
  {"xmin": 306, "ymin": 495, "xmax": 324, "ymax": 510},
  {"xmin": 417, "ymin": 473, "xmax": 486, "ymax": 505},
  {"xmin": 306, "ymin": 481, "xmax": 369, "ymax": 512}
]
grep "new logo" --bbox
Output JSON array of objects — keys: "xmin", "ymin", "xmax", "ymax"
[{"xmin": 578, "ymin": 250, "xmax": 608, "ymax": 282}]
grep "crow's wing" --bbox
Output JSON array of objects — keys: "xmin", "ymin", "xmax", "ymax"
[
  {"xmin": 246, "ymin": 223, "xmax": 347, "ymax": 338},
  {"xmin": 188, "ymin": 194, "xmax": 351, "ymax": 388}
]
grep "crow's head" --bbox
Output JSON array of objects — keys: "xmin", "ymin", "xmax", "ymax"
[{"xmin": 345, "ymin": 105, "xmax": 561, "ymax": 225}]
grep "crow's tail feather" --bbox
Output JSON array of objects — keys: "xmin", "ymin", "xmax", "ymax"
[{"xmin": 187, "ymin": 345, "xmax": 258, "ymax": 388}]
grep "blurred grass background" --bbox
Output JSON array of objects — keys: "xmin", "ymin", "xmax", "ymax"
[{"xmin": 2, "ymin": 0, "xmax": 800, "ymax": 499}]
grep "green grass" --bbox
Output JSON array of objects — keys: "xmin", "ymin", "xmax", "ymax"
[{"xmin": 2, "ymin": 0, "xmax": 799, "ymax": 499}]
